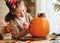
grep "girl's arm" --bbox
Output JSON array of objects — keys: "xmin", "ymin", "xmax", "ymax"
[{"xmin": 8, "ymin": 20, "xmax": 28, "ymax": 39}]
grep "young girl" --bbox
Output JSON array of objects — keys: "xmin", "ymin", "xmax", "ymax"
[{"xmin": 5, "ymin": 0, "xmax": 33, "ymax": 39}]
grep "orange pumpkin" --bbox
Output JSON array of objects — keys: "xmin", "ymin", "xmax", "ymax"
[{"xmin": 29, "ymin": 17, "xmax": 50, "ymax": 37}]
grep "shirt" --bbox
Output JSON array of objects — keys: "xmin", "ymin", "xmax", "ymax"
[{"xmin": 7, "ymin": 13, "xmax": 33, "ymax": 39}]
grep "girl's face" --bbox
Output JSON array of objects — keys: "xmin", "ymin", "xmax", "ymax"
[{"xmin": 13, "ymin": 5, "xmax": 24, "ymax": 17}]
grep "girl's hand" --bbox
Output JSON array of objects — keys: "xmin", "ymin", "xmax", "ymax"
[{"xmin": 23, "ymin": 22, "xmax": 29, "ymax": 30}]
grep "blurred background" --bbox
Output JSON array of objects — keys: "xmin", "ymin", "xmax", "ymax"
[{"xmin": 0, "ymin": 0, "xmax": 60, "ymax": 34}]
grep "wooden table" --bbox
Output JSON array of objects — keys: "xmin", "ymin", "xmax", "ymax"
[
  {"xmin": 0, "ymin": 34, "xmax": 60, "ymax": 43},
  {"xmin": 0, "ymin": 40, "xmax": 17, "ymax": 43},
  {"xmin": 0, "ymin": 40, "xmax": 53, "ymax": 43}
]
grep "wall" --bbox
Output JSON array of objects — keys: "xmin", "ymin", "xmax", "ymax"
[
  {"xmin": 36, "ymin": 0, "xmax": 45, "ymax": 14},
  {"xmin": 0, "ymin": 0, "xmax": 9, "ymax": 33},
  {"xmin": 0, "ymin": 0, "xmax": 9, "ymax": 26}
]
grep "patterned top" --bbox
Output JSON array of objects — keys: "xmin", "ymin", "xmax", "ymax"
[{"xmin": 7, "ymin": 13, "xmax": 33, "ymax": 39}]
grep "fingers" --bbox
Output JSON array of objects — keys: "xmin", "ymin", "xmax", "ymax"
[{"xmin": 23, "ymin": 22, "xmax": 29, "ymax": 30}]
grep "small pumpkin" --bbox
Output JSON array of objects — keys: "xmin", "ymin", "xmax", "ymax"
[
  {"xmin": 29, "ymin": 17, "xmax": 50, "ymax": 37},
  {"xmin": 4, "ymin": 26, "xmax": 10, "ymax": 33}
]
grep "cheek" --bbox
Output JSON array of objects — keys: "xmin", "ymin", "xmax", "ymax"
[
  {"xmin": 14, "ymin": 12, "xmax": 20, "ymax": 16},
  {"xmin": 16, "ymin": 14, "xmax": 21, "ymax": 17}
]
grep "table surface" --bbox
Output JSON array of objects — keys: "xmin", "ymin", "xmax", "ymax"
[
  {"xmin": 0, "ymin": 34, "xmax": 60, "ymax": 43},
  {"xmin": 0, "ymin": 39, "xmax": 60, "ymax": 43}
]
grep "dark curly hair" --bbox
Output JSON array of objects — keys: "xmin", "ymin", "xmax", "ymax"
[{"xmin": 5, "ymin": 0, "xmax": 21, "ymax": 22}]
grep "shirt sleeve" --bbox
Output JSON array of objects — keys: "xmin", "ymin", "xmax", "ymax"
[{"xmin": 7, "ymin": 20, "xmax": 21, "ymax": 38}]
